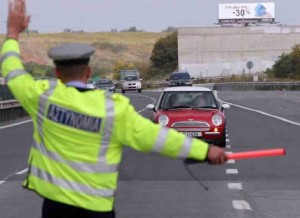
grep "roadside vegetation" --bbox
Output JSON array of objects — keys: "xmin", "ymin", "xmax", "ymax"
[{"xmin": 265, "ymin": 44, "xmax": 300, "ymax": 80}]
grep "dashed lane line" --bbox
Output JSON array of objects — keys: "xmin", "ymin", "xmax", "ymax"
[
  {"xmin": 226, "ymin": 169, "xmax": 238, "ymax": 174},
  {"xmin": 232, "ymin": 200, "xmax": 252, "ymax": 210},
  {"xmin": 0, "ymin": 181, "xmax": 5, "ymax": 185},
  {"xmin": 226, "ymin": 159, "xmax": 235, "ymax": 164},
  {"xmin": 228, "ymin": 183, "xmax": 243, "ymax": 190}
]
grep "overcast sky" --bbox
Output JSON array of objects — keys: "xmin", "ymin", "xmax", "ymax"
[{"xmin": 0, "ymin": 0, "xmax": 298, "ymax": 33}]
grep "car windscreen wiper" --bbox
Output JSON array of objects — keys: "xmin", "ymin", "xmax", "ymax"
[
  {"xmin": 192, "ymin": 106, "xmax": 218, "ymax": 109},
  {"xmin": 162, "ymin": 105, "xmax": 193, "ymax": 110}
]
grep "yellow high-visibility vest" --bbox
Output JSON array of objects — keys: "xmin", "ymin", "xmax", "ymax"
[{"xmin": 1, "ymin": 39, "xmax": 209, "ymax": 212}]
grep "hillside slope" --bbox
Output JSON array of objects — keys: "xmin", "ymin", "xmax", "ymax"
[{"xmin": 0, "ymin": 32, "xmax": 167, "ymax": 70}]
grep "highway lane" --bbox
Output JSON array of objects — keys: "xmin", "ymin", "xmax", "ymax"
[
  {"xmin": 0, "ymin": 90, "xmax": 299, "ymax": 217},
  {"xmin": 217, "ymin": 91, "xmax": 300, "ymax": 218}
]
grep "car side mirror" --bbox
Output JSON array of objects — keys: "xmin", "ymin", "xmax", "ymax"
[
  {"xmin": 221, "ymin": 103, "xmax": 230, "ymax": 111},
  {"xmin": 146, "ymin": 104, "xmax": 156, "ymax": 112}
]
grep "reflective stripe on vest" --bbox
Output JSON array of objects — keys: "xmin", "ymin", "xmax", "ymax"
[
  {"xmin": 152, "ymin": 126, "xmax": 193, "ymax": 157},
  {"xmin": 99, "ymin": 92, "xmax": 115, "ymax": 163},
  {"xmin": 30, "ymin": 165, "xmax": 114, "ymax": 197},
  {"xmin": 34, "ymin": 81, "xmax": 118, "ymax": 174},
  {"xmin": 5, "ymin": 69, "xmax": 28, "ymax": 83},
  {"xmin": 178, "ymin": 136, "xmax": 193, "ymax": 158},
  {"xmin": 0, "ymin": 51, "xmax": 20, "ymax": 64},
  {"xmin": 152, "ymin": 126, "xmax": 170, "ymax": 152}
]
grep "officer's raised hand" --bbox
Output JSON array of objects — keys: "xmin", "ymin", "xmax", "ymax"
[
  {"xmin": 7, "ymin": 0, "xmax": 30, "ymax": 40},
  {"xmin": 207, "ymin": 145, "xmax": 228, "ymax": 165}
]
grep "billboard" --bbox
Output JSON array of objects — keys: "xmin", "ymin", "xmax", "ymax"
[{"xmin": 219, "ymin": 2, "xmax": 275, "ymax": 24}]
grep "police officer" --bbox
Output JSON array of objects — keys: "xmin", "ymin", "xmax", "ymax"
[{"xmin": 1, "ymin": 1, "xmax": 227, "ymax": 217}]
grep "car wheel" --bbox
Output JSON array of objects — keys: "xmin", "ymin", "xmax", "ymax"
[
  {"xmin": 138, "ymin": 89, "xmax": 142, "ymax": 93},
  {"xmin": 122, "ymin": 89, "xmax": 125, "ymax": 93}
]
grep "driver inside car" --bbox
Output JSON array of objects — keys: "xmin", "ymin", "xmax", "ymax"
[{"xmin": 193, "ymin": 95, "xmax": 207, "ymax": 107}]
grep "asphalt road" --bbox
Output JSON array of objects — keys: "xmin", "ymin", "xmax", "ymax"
[{"xmin": 0, "ymin": 90, "xmax": 299, "ymax": 218}]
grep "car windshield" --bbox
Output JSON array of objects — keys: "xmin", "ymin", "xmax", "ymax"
[
  {"xmin": 170, "ymin": 73, "xmax": 190, "ymax": 80},
  {"xmin": 96, "ymin": 80, "xmax": 113, "ymax": 85},
  {"xmin": 159, "ymin": 91, "xmax": 218, "ymax": 109},
  {"xmin": 124, "ymin": 76, "xmax": 138, "ymax": 81}
]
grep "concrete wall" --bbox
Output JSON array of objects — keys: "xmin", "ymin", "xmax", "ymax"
[{"xmin": 178, "ymin": 26, "xmax": 300, "ymax": 78}]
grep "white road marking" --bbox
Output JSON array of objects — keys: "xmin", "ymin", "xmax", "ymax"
[
  {"xmin": 128, "ymin": 94, "xmax": 156, "ymax": 113},
  {"xmin": 226, "ymin": 145, "xmax": 232, "ymax": 148},
  {"xmin": 232, "ymin": 200, "xmax": 252, "ymax": 210},
  {"xmin": 226, "ymin": 139, "xmax": 230, "ymax": 142},
  {"xmin": 226, "ymin": 169, "xmax": 238, "ymax": 174},
  {"xmin": 227, "ymin": 159, "xmax": 235, "ymax": 164},
  {"xmin": 16, "ymin": 168, "xmax": 28, "ymax": 175},
  {"xmin": 0, "ymin": 119, "xmax": 32, "ymax": 130},
  {"xmin": 228, "ymin": 183, "xmax": 243, "ymax": 190},
  {"xmin": 216, "ymin": 92, "xmax": 300, "ymax": 127},
  {"xmin": 0, "ymin": 181, "xmax": 5, "ymax": 185},
  {"xmin": 226, "ymin": 134, "xmax": 229, "ymax": 137},
  {"xmin": 225, "ymin": 151, "xmax": 233, "ymax": 154}
]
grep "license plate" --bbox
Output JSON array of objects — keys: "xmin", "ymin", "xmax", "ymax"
[{"xmin": 182, "ymin": 132, "xmax": 202, "ymax": 137}]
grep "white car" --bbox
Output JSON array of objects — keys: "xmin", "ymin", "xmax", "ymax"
[{"xmin": 121, "ymin": 75, "xmax": 142, "ymax": 93}]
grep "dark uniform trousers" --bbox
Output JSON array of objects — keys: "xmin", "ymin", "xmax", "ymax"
[{"xmin": 42, "ymin": 198, "xmax": 115, "ymax": 218}]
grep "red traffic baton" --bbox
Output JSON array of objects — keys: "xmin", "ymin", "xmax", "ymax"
[{"xmin": 226, "ymin": 148, "xmax": 286, "ymax": 160}]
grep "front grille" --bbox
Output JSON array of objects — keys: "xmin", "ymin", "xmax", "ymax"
[
  {"xmin": 174, "ymin": 127, "xmax": 210, "ymax": 131},
  {"xmin": 171, "ymin": 121, "xmax": 210, "ymax": 127}
]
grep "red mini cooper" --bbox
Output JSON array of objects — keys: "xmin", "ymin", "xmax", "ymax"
[{"xmin": 147, "ymin": 87, "xmax": 230, "ymax": 147}]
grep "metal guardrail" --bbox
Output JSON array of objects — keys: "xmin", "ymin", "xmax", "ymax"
[
  {"xmin": 213, "ymin": 82, "xmax": 300, "ymax": 91},
  {"xmin": 0, "ymin": 100, "xmax": 20, "ymax": 108},
  {"xmin": 142, "ymin": 81, "xmax": 300, "ymax": 91},
  {"xmin": 0, "ymin": 100, "xmax": 27, "ymax": 123}
]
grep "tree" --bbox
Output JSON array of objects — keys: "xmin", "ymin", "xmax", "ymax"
[
  {"xmin": 150, "ymin": 31, "xmax": 178, "ymax": 75},
  {"xmin": 267, "ymin": 44, "xmax": 300, "ymax": 79}
]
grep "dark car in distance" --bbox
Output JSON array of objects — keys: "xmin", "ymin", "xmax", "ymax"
[
  {"xmin": 167, "ymin": 71, "xmax": 193, "ymax": 87},
  {"xmin": 95, "ymin": 79, "xmax": 116, "ymax": 92}
]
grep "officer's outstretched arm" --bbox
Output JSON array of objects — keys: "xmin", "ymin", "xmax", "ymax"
[
  {"xmin": 1, "ymin": 0, "xmax": 44, "ymax": 116},
  {"xmin": 115, "ymin": 99, "xmax": 209, "ymax": 161}
]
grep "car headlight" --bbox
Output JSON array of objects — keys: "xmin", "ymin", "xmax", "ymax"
[
  {"xmin": 212, "ymin": 114, "xmax": 223, "ymax": 126},
  {"xmin": 158, "ymin": 114, "xmax": 169, "ymax": 126}
]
